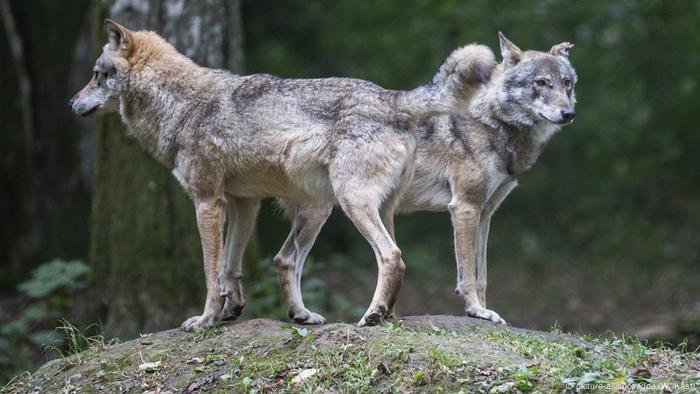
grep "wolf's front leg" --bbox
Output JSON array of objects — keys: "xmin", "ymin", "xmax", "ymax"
[
  {"xmin": 182, "ymin": 196, "xmax": 226, "ymax": 331},
  {"xmin": 448, "ymin": 198, "xmax": 505, "ymax": 325},
  {"xmin": 219, "ymin": 197, "xmax": 260, "ymax": 321}
]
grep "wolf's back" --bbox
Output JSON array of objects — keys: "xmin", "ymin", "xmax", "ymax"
[{"xmin": 399, "ymin": 44, "xmax": 496, "ymax": 117}]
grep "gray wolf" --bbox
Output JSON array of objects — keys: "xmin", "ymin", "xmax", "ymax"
[
  {"xmin": 278, "ymin": 33, "xmax": 577, "ymax": 325},
  {"xmin": 69, "ymin": 20, "xmax": 496, "ymax": 329}
]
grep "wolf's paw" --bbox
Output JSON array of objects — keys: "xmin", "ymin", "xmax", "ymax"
[
  {"xmin": 466, "ymin": 306, "xmax": 507, "ymax": 325},
  {"xmin": 219, "ymin": 284, "xmax": 245, "ymax": 321},
  {"xmin": 289, "ymin": 308, "xmax": 326, "ymax": 325},
  {"xmin": 221, "ymin": 300, "xmax": 245, "ymax": 321},
  {"xmin": 180, "ymin": 314, "xmax": 220, "ymax": 331},
  {"xmin": 357, "ymin": 306, "xmax": 389, "ymax": 327}
]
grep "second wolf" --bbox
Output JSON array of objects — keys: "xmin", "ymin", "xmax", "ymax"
[{"xmin": 278, "ymin": 33, "xmax": 578, "ymax": 324}]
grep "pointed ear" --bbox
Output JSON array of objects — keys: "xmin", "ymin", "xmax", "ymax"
[
  {"xmin": 104, "ymin": 19, "xmax": 133, "ymax": 53},
  {"xmin": 549, "ymin": 41, "xmax": 574, "ymax": 57},
  {"xmin": 498, "ymin": 31, "xmax": 523, "ymax": 67}
]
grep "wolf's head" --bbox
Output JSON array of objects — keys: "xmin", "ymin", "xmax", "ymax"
[
  {"xmin": 492, "ymin": 32, "xmax": 577, "ymax": 127},
  {"xmin": 69, "ymin": 20, "xmax": 135, "ymax": 117}
]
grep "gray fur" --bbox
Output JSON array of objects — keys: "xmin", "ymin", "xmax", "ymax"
[
  {"xmin": 280, "ymin": 33, "xmax": 578, "ymax": 325},
  {"xmin": 69, "ymin": 20, "xmax": 496, "ymax": 329}
]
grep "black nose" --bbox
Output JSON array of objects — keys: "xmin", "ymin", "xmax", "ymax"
[
  {"xmin": 68, "ymin": 98, "xmax": 74, "ymax": 109},
  {"xmin": 561, "ymin": 109, "xmax": 576, "ymax": 122}
]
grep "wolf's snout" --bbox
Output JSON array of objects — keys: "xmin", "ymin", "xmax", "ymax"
[
  {"xmin": 68, "ymin": 98, "xmax": 75, "ymax": 110},
  {"xmin": 560, "ymin": 109, "xmax": 575, "ymax": 122}
]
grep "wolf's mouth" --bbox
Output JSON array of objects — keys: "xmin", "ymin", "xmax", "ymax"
[
  {"xmin": 538, "ymin": 112, "xmax": 572, "ymax": 125},
  {"xmin": 81, "ymin": 106, "xmax": 99, "ymax": 117}
]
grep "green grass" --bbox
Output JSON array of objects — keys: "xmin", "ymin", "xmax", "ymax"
[
  {"xmin": 5, "ymin": 318, "xmax": 699, "ymax": 393},
  {"xmin": 479, "ymin": 327, "xmax": 699, "ymax": 392}
]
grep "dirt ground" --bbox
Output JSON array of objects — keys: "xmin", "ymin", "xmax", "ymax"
[{"xmin": 4, "ymin": 315, "xmax": 699, "ymax": 393}]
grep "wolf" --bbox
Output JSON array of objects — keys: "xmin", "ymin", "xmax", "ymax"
[
  {"xmin": 69, "ymin": 20, "xmax": 496, "ymax": 329},
  {"xmin": 277, "ymin": 33, "xmax": 577, "ymax": 325}
]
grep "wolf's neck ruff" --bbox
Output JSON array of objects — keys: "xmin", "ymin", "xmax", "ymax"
[{"xmin": 118, "ymin": 31, "xmax": 231, "ymax": 168}]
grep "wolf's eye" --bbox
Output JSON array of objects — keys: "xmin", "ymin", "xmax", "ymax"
[
  {"xmin": 563, "ymin": 78, "xmax": 571, "ymax": 88},
  {"xmin": 535, "ymin": 79, "xmax": 547, "ymax": 87}
]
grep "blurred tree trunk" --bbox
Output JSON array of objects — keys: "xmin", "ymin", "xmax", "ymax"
[
  {"xmin": 0, "ymin": 0, "xmax": 38, "ymax": 280},
  {"xmin": 90, "ymin": 0, "xmax": 246, "ymax": 336},
  {"xmin": 0, "ymin": 1, "xmax": 92, "ymax": 289}
]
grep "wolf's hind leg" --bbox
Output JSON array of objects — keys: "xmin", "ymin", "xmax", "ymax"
[
  {"xmin": 379, "ymin": 192, "xmax": 405, "ymax": 317},
  {"xmin": 219, "ymin": 197, "xmax": 260, "ymax": 321},
  {"xmin": 334, "ymin": 193, "xmax": 406, "ymax": 327},
  {"xmin": 182, "ymin": 196, "xmax": 227, "ymax": 331},
  {"xmin": 274, "ymin": 202, "xmax": 333, "ymax": 325}
]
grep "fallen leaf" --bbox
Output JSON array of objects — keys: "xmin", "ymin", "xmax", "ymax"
[
  {"xmin": 291, "ymin": 368, "xmax": 318, "ymax": 384},
  {"xmin": 187, "ymin": 375, "xmax": 216, "ymax": 392},
  {"xmin": 376, "ymin": 362, "xmax": 392, "ymax": 375},
  {"xmin": 138, "ymin": 361, "xmax": 161, "ymax": 373},
  {"xmin": 631, "ymin": 367, "xmax": 652, "ymax": 378},
  {"xmin": 186, "ymin": 357, "xmax": 204, "ymax": 365},
  {"xmin": 291, "ymin": 326, "xmax": 308, "ymax": 337}
]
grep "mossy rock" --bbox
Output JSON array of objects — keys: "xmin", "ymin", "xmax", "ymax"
[{"xmin": 4, "ymin": 316, "xmax": 699, "ymax": 393}]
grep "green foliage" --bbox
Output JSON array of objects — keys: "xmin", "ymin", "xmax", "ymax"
[
  {"xmin": 6, "ymin": 318, "xmax": 700, "ymax": 393},
  {"xmin": 51, "ymin": 319, "xmax": 107, "ymax": 359},
  {"xmin": 480, "ymin": 328, "xmax": 670, "ymax": 392},
  {"xmin": 290, "ymin": 326, "xmax": 309, "ymax": 338},
  {"xmin": 17, "ymin": 260, "xmax": 89, "ymax": 298},
  {"xmin": 0, "ymin": 260, "xmax": 89, "ymax": 384}
]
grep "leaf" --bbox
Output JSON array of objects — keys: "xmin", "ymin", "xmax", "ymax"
[
  {"xmin": 577, "ymin": 371, "xmax": 605, "ymax": 385},
  {"xmin": 376, "ymin": 362, "xmax": 392, "ymax": 375},
  {"xmin": 138, "ymin": 361, "xmax": 161, "ymax": 373},
  {"xmin": 489, "ymin": 382, "xmax": 515, "ymax": 393},
  {"xmin": 291, "ymin": 368, "xmax": 317, "ymax": 384},
  {"xmin": 22, "ymin": 303, "xmax": 56, "ymax": 322},
  {"xmin": 0, "ymin": 319, "xmax": 28, "ymax": 335},
  {"xmin": 29, "ymin": 330, "xmax": 62, "ymax": 347},
  {"xmin": 186, "ymin": 357, "xmax": 204, "ymax": 364},
  {"xmin": 291, "ymin": 326, "xmax": 308, "ymax": 338},
  {"xmin": 18, "ymin": 260, "xmax": 89, "ymax": 298},
  {"xmin": 631, "ymin": 367, "xmax": 651, "ymax": 378}
]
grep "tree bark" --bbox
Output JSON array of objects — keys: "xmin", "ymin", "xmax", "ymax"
[
  {"xmin": 90, "ymin": 0, "xmax": 245, "ymax": 335},
  {"xmin": 0, "ymin": 0, "xmax": 38, "ymax": 275}
]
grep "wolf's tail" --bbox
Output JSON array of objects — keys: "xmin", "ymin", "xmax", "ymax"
[{"xmin": 398, "ymin": 44, "xmax": 496, "ymax": 116}]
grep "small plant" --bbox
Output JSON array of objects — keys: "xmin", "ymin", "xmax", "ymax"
[
  {"xmin": 50, "ymin": 319, "xmax": 107, "ymax": 359},
  {"xmin": 0, "ymin": 259, "xmax": 89, "ymax": 383},
  {"xmin": 291, "ymin": 326, "xmax": 308, "ymax": 338},
  {"xmin": 191, "ymin": 325, "xmax": 226, "ymax": 342},
  {"xmin": 17, "ymin": 260, "xmax": 89, "ymax": 299}
]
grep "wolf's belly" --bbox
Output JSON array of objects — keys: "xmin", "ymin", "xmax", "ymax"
[
  {"xmin": 398, "ymin": 177, "xmax": 452, "ymax": 213},
  {"xmin": 224, "ymin": 164, "xmax": 334, "ymax": 203}
]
